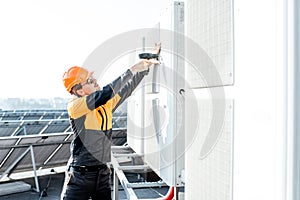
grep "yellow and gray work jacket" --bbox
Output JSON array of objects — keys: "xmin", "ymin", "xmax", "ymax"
[{"xmin": 67, "ymin": 69, "xmax": 148, "ymax": 166}]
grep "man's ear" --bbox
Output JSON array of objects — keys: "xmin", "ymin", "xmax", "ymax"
[
  {"xmin": 76, "ymin": 89, "xmax": 85, "ymax": 97},
  {"xmin": 72, "ymin": 88, "xmax": 85, "ymax": 97}
]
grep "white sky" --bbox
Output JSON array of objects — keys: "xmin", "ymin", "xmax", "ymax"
[{"xmin": 0, "ymin": 0, "xmax": 171, "ymax": 98}]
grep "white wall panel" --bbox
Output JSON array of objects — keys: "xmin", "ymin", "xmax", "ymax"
[
  {"xmin": 185, "ymin": 96, "xmax": 233, "ymax": 200},
  {"xmin": 184, "ymin": 0, "xmax": 288, "ymax": 200},
  {"xmin": 186, "ymin": 0, "xmax": 234, "ymax": 88},
  {"xmin": 185, "ymin": 0, "xmax": 234, "ymax": 198}
]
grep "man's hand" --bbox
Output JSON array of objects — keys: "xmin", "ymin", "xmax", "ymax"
[
  {"xmin": 130, "ymin": 59, "xmax": 160, "ymax": 73},
  {"xmin": 130, "ymin": 42, "xmax": 161, "ymax": 74}
]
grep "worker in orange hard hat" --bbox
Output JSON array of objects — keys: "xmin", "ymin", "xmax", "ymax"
[
  {"xmin": 63, "ymin": 66, "xmax": 97, "ymax": 93},
  {"xmin": 61, "ymin": 43, "xmax": 161, "ymax": 200}
]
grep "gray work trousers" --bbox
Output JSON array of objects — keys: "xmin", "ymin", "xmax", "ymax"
[{"xmin": 61, "ymin": 166, "xmax": 111, "ymax": 200}]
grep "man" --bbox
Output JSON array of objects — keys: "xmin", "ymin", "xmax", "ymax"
[{"xmin": 61, "ymin": 50, "xmax": 160, "ymax": 200}]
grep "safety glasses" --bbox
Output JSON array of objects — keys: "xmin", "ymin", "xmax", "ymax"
[{"xmin": 81, "ymin": 77, "xmax": 95, "ymax": 87}]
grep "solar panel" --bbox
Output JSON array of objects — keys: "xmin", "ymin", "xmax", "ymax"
[
  {"xmin": 0, "ymin": 138, "xmax": 18, "ymax": 165},
  {"xmin": 14, "ymin": 110, "xmax": 29, "ymax": 112},
  {"xmin": 0, "ymin": 110, "xmax": 70, "ymax": 121},
  {"xmin": 43, "ymin": 134, "xmax": 72, "ymax": 167},
  {"xmin": 22, "ymin": 113, "xmax": 43, "ymax": 120},
  {"xmin": 0, "ymin": 133, "xmax": 71, "ymax": 174},
  {"xmin": 60, "ymin": 112, "xmax": 69, "ymax": 119},
  {"xmin": 18, "ymin": 134, "xmax": 67, "ymax": 145},
  {"xmin": 42, "ymin": 120, "xmax": 70, "ymax": 133},
  {"xmin": 1, "ymin": 113, "xmax": 23, "ymax": 121},
  {"xmin": 11, "ymin": 135, "xmax": 68, "ymax": 171},
  {"xmin": 0, "ymin": 122, "xmax": 21, "ymax": 137},
  {"xmin": 0, "ymin": 147, "xmax": 32, "ymax": 172},
  {"xmin": 15, "ymin": 121, "xmax": 49, "ymax": 135},
  {"xmin": 41, "ymin": 113, "xmax": 60, "ymax": 120},
  {"xmin": 44, "ymin": 143, "xmax": 71, "ymax": 167}
]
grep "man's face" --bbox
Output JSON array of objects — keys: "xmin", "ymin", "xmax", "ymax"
[{"xmin": 80, "ymin": 76, "xmax": 101, "ymax": 95}]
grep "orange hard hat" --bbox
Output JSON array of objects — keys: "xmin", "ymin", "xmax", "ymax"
[{"xmin": 62, "ymin": 66, "xmax": 92, "ymax": 93}]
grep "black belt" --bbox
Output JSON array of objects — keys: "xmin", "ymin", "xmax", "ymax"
[{"xmin": 71, "ymin": 164, "xmax": 107, "ymax": 172}]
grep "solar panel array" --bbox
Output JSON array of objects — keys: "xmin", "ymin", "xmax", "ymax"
[
  {"xmin": 0, "ymin": 110, "xmax": 69, "ymax": 137},
  {"xmin": 0, "ymin": 109, "xmax": 127, "ymax": 181},
  {"xmin": 0, "ymin": 133, "xmax": 72, "ymax": 173},
  {"xmin": 0, "ymin": 110, "xmax": 127, "ymax": 137}
]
